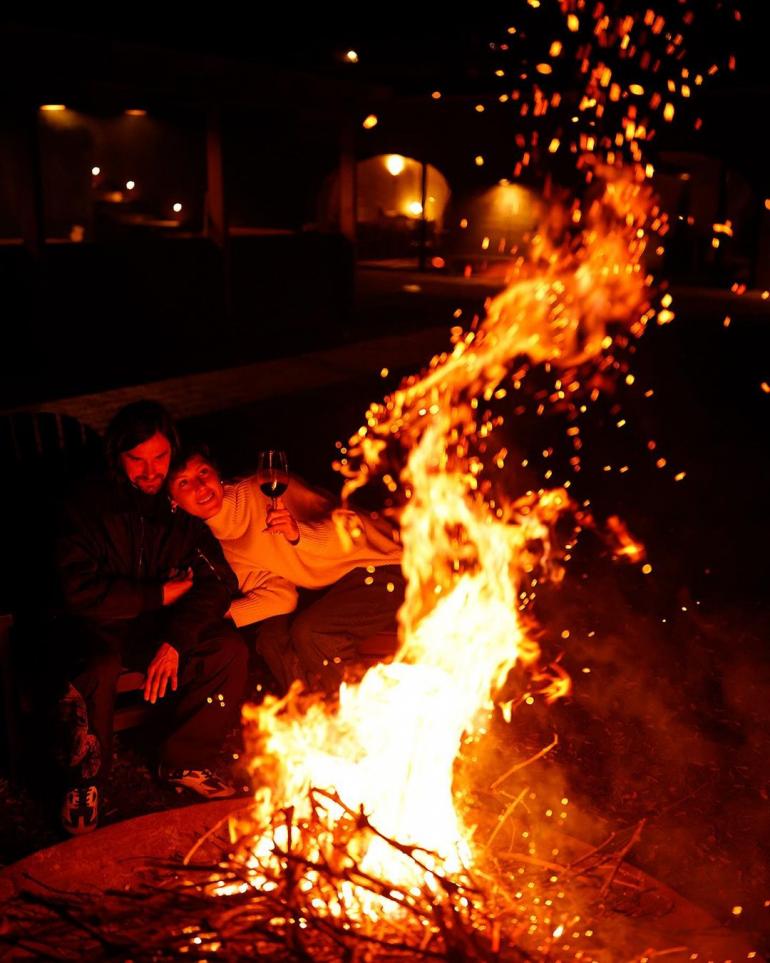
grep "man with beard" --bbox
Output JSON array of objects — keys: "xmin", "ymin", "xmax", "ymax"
[{"xmin": 56, "ymin": 401, "xmax": 247, "ymax": 834}]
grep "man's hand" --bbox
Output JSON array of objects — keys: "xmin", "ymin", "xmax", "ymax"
[
  {"xmin": 144, "ymin": 642, "xmax": 180, "ymax": 703},
  {"xmin": 162, "ymin": 567, "xmax": 193, "ymax": 606},
  {"xmin": 265, "ymin": 500, "xmax": 300, "ymax": 544}
]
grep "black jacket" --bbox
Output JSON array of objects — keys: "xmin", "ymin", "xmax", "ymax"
[{"xmin": 57, "ymin": 475, "xmax": 238, "ymax": 653}]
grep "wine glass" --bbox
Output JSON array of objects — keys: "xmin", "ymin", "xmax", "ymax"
[{"xmin": 257, "ymin": 450, "xmax": 289, "ymax": 510}]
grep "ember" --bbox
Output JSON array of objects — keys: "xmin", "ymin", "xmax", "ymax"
[{"xmin": 209, "ymin": 1, "xmax": 743, "ymax": 958}]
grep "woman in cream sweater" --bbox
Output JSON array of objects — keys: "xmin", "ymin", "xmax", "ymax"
[{"xmin": 167, "ymin": 445, "xmax": 404, "ymax": 693}]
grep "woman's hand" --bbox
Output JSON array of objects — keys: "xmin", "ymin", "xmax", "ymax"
[{"xmin": 265, "ymin": 499, "xmax": 300, "ymax": 544}]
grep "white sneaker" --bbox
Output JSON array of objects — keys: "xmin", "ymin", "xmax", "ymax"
[{"xmin": 159, "ymin": 767, "xmax": 236, "ymax": 799}]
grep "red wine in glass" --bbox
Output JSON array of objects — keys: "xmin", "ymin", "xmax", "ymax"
[{"xmin": 258, "ymin": 450, "xmax": 289, "ymax": 508}]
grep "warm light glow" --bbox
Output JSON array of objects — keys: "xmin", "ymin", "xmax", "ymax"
[
  {"xmin": 91, "ymin": 166, "xmax": 101, "ymax": 176},
  {"xmin": 125, "ymin": 109, "xmax": 147, "ymax": 117},
  {"xmin": 172, "ymin": 202, "xmax": 183, "ymax": 213},
  {"xmin": 406, "ymin": 201, "xmax": 423, "ymax": 217},
  {"xmin": 385, "ymin": 154, "xmax": 405, "ymax": 176},
  {"xmin": 126, "ymin": 180, "xmax": 136, "ymax": 191},
  {"xmin": 362, "ymin": 114, "xmax": 378, "ymax": 129},
  {"xmin": 345, "ymin": 49, "xmax": 359, "ymax": 63},
  {"xmin": 40, "ymin": 104, "xmax": 66, "ymax": 112}
]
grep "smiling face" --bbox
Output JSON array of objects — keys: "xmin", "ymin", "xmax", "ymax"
[
  {"xmin": 168, "ymin": 454, "xmax": 224, "ymax": 519},
  {"xmin": 119, "ymin": 431, "xmax": 172, "ymax": 495}
]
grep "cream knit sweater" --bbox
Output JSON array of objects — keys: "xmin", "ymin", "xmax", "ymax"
[{"xmin": 207, "ymin": 475, "xmax": 402, "ymax": 628}]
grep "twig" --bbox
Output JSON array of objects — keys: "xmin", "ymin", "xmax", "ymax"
[
  {"xmin": 183, "ymin": 802, "xmax": 255, "ymax": 865},
  {"xmin": 483, "ymin": 787, "xmax": 529, "ymax": 854},
  {"xmin": 599, "ymin": 818, "xmax": 646, "ymax": 898},
  {"xmin": 489, "ymin": 735, "xmax": 558, "ymax": 792}
]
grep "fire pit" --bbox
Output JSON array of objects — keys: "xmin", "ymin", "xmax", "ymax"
[{"xmin": 0, "ymin": 798, "xmax": 754, "ymax": 960}]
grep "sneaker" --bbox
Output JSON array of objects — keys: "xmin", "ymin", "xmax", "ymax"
[
  {"xmin": 159, "ymin": 766, "xmax": 236, "ymax": 799},
  {"xmin": 61, "ymin": 785, "xmax": 99, "ymax": 836}
]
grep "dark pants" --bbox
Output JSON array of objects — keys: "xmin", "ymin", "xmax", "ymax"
[
  {"xmin": 246, "ymin": 564, "xmax": 404, "ymax": 695},
  {"xmin": 68, "ymin": 614, "xmax": 247, "ymax": 780}
]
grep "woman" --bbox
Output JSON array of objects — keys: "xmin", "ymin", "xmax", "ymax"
[{"xmin": 167, "ymin": 445, "xmax": 404, "ymax": 694}]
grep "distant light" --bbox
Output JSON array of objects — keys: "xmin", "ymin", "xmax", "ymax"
[
  {"xmin": 125, "ymin": 109, "xmax": 147, "ymax": 117},
  {"xmin": 385, "ymin": 154, "xmax": 405, "ymax": 176},
  {"xmin": 345, "ymin": 50, "xmax": 359, "ymax": 63},
  {"xmin": 91, "ymin": 166, "xmax": 101, "ymax": 176},
  {"xmin": 765, "ymin": 199, "xmax": 770, "ymax": 211},
  {"xmin": 406, "ymin": 201, "xmax": 423, "ymax": 217},
  {"xmin": 474, "ymin": 155, "xmax": 485, "ymax": 166},
  {"xmin": 362, "ymin": 114, "xmax": 378, "ymax": 129},
  {"xmin": 126, "ymin": 180, "xmax": 136, "ymax": 191},
  {"xmin": 431, "ymin": 90, "xmax": 442, "ymax": 100},
  {"xmin": 474, "ymin": 104, "xmax": 485, "ymax": 113},
  {"xmin": 431, "ymin": 256, "xmax": 445, "ymax": 269},
  {"xmin": 172, "ymin": 202, "xmax": 183, "ymax": 213},
  {"xmin": 40, "ymin": 104, "xmax": 66, "ymax": 112}
]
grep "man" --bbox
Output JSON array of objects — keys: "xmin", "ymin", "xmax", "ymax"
[
  {"xmin": 167, "ymin": 444, "xmax": 404, "ymax": 695},
  {"xmin": 56, "ymin": 401, "xmax": 248, "ymax": 835}
]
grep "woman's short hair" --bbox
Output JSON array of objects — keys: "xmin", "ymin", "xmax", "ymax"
[{"xmin": 167, "ymin": 441, "xmax": 217, "ymax": 486}]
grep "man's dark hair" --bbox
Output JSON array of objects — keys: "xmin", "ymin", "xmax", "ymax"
[
  {"xmin": 167, "ymin": 440, "xmax": 217, "ymax": 486},
  {"xmin": 105, "ymin": 400, "xmax": 180, "ymax": 472}
]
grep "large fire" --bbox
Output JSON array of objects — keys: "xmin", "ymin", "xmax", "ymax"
[{"xmin": 223, "ymin": 164, "xmax": 657, "ymax": 949}]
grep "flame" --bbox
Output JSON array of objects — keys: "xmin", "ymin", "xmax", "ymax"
[{"xmin": 228, "ymin": 163, "xmax": 656, "ymax": 933}]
